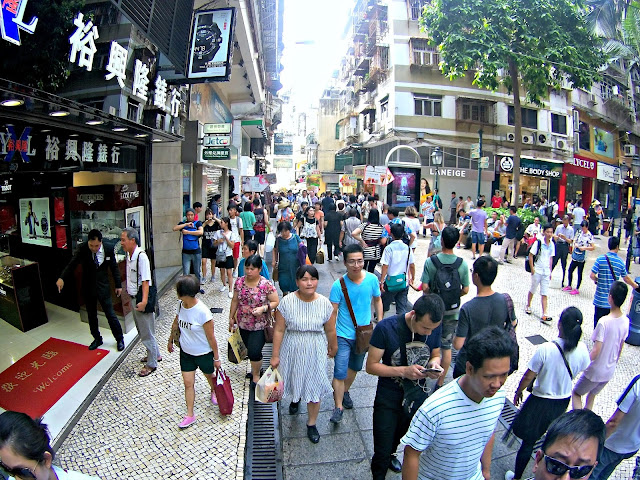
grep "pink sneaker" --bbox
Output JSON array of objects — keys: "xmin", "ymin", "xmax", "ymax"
[
  {"xmin": 570, "ymin": 289, "xmax": 579, "ymax": 295},
  {"xmin": 562, "ymin": 286, "xmax": 572, "ymax": 292},
  {"xmin": 178, "ymin": 415, "xmax": 196, "ymax": 429},
  {"xmin": 211, "ymin": 390, "xmax": 218, "ymax": 406}
]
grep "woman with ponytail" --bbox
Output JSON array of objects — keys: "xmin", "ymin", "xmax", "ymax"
[
  {"xmin": 0, "ymin": 411, "xmax": 100, "ymax": 479},
  {"xmin": 504, "ymin": 307, "xmax": 591, "ymax": 480}
]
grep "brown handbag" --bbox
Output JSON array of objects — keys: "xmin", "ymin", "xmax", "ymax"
[
  {"xmin": 340, "ymin": 276, "xmax": 373, "ymax": 354},
  {"xmin": 264, "ymin": 311, "xmax": 275, "ymax": 343}
]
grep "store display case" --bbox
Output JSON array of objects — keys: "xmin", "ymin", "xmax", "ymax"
[{"xmin": 0, "ymin": 255, "xmax": 48, "ymax": 332}]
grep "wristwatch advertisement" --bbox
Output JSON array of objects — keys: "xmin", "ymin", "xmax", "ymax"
[{"xmin": 187, "ymin": 8, "xmax": 236, "ymax": 80}]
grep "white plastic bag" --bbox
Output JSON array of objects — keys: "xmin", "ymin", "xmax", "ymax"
[
  {"xmin": 265, "ymin": 232, "xmax": 276, "ymax": 253},
  {"xmin": 255, "ymin": 366, "xmax": 284, "ymax": 403}
]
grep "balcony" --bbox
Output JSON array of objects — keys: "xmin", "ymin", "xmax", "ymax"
[
  {"xmin": 455, "ymin": 98, "xmax": 497, "ymax": 126},
  {"xmin": 409, "ymin": 38, "xmax": 440, "ymax": 70}
]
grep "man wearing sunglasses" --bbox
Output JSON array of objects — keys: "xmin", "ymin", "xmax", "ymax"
[{"xmin": 530, "ymin": 409, "xmax": 605, "ymax": 480}]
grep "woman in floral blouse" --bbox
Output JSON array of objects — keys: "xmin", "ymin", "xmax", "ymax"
[{"xmin": 229, "ymin": 254, "xmax": 279, "ymax": 384}]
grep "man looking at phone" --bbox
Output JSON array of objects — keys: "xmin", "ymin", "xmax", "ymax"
[{"xmin": 366, "ymin": 294, "xmax": 445, "ymax": 479}]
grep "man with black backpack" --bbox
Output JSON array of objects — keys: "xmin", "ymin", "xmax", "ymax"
[
  {"xmin": 420, "ymin": 226, "xmax": 470, "ymax": 390},
  {"xmin": 382, "ymin": 207, "xmax": 416, "ymax": 246},
  {"xmin": 525, "ymin": 222, "xmax": 555, "ymax": 322}
]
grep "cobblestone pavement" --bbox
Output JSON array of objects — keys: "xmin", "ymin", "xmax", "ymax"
[
  {"xmin": 280, "ymin": 233, "xmax": 640, "ymax": 480},
  {"xmin": 55, "ymin": 279, "xmax": 248, "ymax": 480}
]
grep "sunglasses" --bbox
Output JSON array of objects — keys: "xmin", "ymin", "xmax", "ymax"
[
  {"xmin": 0, "ymin": 459, "xmax": 37, "ymax": 479},
  {"xmin": 544, "ymin": 454, "xmax": 595, "ymax": 479}
]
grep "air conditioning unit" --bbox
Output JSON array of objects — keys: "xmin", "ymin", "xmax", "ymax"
[
  {"xmin": 506, "ymin": 132, "xmax": 516, "ymax": 142},
  {"xmin": 554, "ymin": 137, "xmax": 569, "ymax": 151},
  {"xmin": 536, "ymin": 132, "xmax": 551, "ymax": 146},
  {"xmin": 522, "ymin": 133, "xmax": 534, "ymax": 145},
  {"xmin": 573, "ymin": 110, "xmax": 580, "ymax": 132},
  {"xmin": 624, "ymin": 144, "xmax": 637, "ymax": 156},
  {"xmin": 588, "ymin": 93, "xmax": 597, "ymax": 105},
  {"xmin": 573, "ymin": 132, "xmax": 580, "ymax": 153}
]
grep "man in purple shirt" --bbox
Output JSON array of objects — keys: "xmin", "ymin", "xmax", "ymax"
[{"xmin": 469, "ymin": 199, "xmax": 488, "ymax": 259}]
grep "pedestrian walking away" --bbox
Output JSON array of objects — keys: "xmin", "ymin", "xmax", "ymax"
[
  {"xmin": 121, "ymin": 227, "xmax": 160, "ymax": 377},
  {"xmin": 551, "ymin": 215, "xmax": 574, "ymax": 288},
  {"xmin": 380, "ymin": 222, "xmax": 415, "ymax": 316},
  {"xmin": 564, "ymin": 221, "xmax": 594, "ymax": 295},
  {"xmin": 572, "ymin": 200, "xmax": 586, "ymax": 232},
  {"xmin": 351, "ymin": 209, "xmax": 386, "ymax": 273},
  {"xmin": 56, "ymin": 229, "xmax": 125, "ymax": 351},
  {"xmin": 499, "ymin": 206, "xmax": 521, "ymax": 263},
  {"xmin": 328, "ymin": 244, "xmax": 383, "ymax": 424},
  {"xmin": 469, "ymin": 199, "xmax": 488, "ymax": 259},
  {"xmin": 366, "ymin": 294, "xmax": 444, "ymax": 479},
  {"xmin": 270, "ymin": 265, "xmax": 338, "ymax": 444},
  {"xmin": 506, "ymin": 307, "xmax": 590, "ymax": 480},
  {"xmin": 167, "ymin": 275, "xmax": 222, "ymax": 428},
  {"xmin": 525, "ymin": 223, "xmax": 555, "ymax": 322},
  {"xmin": 401, "ymin": 326, "xmax": 514, "ymax": 480},
  {"xmin": 590, "ymin": 236, "xmax": 638, "ymax": 328},
  {"xmin": 323, "ymin": 203, "xmax": 343, "ymax": 262},
  {"xmin": 572, "ymin": 281, "xmax": 629, "ymax": 411}
]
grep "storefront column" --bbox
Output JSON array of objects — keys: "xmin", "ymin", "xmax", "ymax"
[{"xmin": 559, "ymin": 170, "xmax": 567, "ymax": 216}]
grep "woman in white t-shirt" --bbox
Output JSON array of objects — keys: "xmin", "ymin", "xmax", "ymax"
[
  {"xmin": 506, "ymin": 307, "xmax": 590, "ymax": 480},
  {"xmin": 214, "ymin": 217, "xmax": 241, "ymax": 298},
  {"xmin": 168, "ymin": 275, "xmax": 222, "ymax": 429},
  {"xmin": 0, "ymin": 411, "xmax": 100, "ymax": 479}
]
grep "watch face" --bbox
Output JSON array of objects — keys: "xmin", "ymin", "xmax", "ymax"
[{"xmin": 194, "ymin": 23, "xmax": 223, "ymax": 61}]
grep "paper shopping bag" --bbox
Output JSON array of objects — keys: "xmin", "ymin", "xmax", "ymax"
[
  {"xmin": 214, "ymin": 368, "xmax": 234, "ymax": 415},
  {"xmin": 227, "ymin": 328, "xmax": 248, "ymax": 364}
]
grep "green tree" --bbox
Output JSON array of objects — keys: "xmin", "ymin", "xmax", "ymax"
[
  {"xmin": 0, "ymin": 0, "xmax": 85, "ymax": 91},
  {"xmin": 421, "ymin": 0, "xmax": 605, "ymax": 206}
]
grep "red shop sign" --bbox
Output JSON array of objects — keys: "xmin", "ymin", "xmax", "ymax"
[{"xmin": 564, "ymin": 155, "xmax": 597, "ymax": 178}]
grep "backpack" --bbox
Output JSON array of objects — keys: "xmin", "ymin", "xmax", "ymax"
[
  {"xmin": 384, "ymin": 221, "xmax": 411, "ymax": 246},
  {"xmin": 429, "ymin": 255, "xmax": 463, "ymax": 310},
  {"xmin": 524, "ymin": 239, "xmax": 542, "ymax": 272}
]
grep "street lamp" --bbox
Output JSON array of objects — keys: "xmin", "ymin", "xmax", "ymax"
[{"xmin": 432, "ymin": 147, "xmax": 443, "ymax": 192}]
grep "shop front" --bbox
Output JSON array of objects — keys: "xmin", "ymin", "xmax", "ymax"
[
  {"xmin": 559, "ymin": 155, "xmax": 596, "ymax": 215},
  {"xmin": 595, "ymin": 162, "xmax": 624, "ymax": 220},
  {"xmin": 421, "ymin": 165, "xmax": 495, "ymax": 203},
  {"xmin": 497, "ymin": 156, "xmax": 562, "ymax": 205}
]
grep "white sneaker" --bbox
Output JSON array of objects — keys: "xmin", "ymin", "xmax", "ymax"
[
  {"xmin": 210, "ymin": 277, "xmax": 215, "ymax": 283},
  {"xmin": 201, "ymin": 277, "xmax": 207, "ymax": 284},
  {"xmin": 233, "ymin": 270, "xmax": 238, "ymax": 278},
  {"xmin": 227, "ymin": 290, "xmax": 233, "ymax": 299},
  {"xmin": 504, "ymin": 470, "xmax": 515, "ymax": 480},
  {"xmin": 219, "ymin": 285, "xmax": 227, "ymax": 292}
]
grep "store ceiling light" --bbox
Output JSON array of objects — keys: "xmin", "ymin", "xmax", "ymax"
[
  {"xmin": 1, "ymin": 99, "xmax": 24, "ymax": 107},
  {"xmin": 49, "ymin": 110, "xmax": 70, "ymax": 117},
  {"xmin": 86, "ymin": 119, "xmax": 104, "ymax": 125},
  {"xmin": 112, "ymin": 127, "xmax": 127, "ymax": 132},
  {"xmin": 134, "ymin": 133, "xmax": 148, "ymax": 138},
  {"xmin": 152, "ymin": 138, "xmax": 162, "ymax": 142}
]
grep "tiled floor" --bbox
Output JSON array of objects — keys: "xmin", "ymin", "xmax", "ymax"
[{"xmin": 54, "ymin": 279, "xmax": 250, "ymax": 480}]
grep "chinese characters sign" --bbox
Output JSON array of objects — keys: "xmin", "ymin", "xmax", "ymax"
[{"xmin": 0, "ymin": 0, "xmax": 38, "ymax": 46}]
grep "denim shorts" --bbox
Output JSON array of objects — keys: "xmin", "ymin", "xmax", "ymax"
[
  {"xmin": 333, "ymin": 336, "xmax": 366, "ymax": 380},
  {"xmin": 471, "ymin": 231, "xmax": 486, "ymax": 244}
]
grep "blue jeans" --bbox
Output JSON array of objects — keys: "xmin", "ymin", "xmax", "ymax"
[
  {"xmin": 471, "ymin": 231, "xmax": 486, "ymax": 245},
  {"xmin": 382, "ymin": 286, "xmax": 410, "ymax": 315},
  {"xmin": 333, "ymin": 336, "xmax": 366, "ymax": 380},
  {"xmin": 590, "ymin": 447, "xmax": 637, "ymax": 480},
  {"xmin": 182, "ymin": 252, "xmax": 202, "ymax": 280}
]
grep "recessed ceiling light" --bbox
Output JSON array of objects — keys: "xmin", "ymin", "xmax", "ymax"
[
  {"xmin": 49, "ymin": 110, "xmax": 70, "ymax": 117},
  {"xmin": 86, "ymin": 119, "xmax": 104, "ymax": 125},
  {"xmin": 1, "ymin": 99, "xmax": 24, "ymax": 107},
  {"xmin": 69, "ymin": 134, "xmax": 79, "ymax": 137},
  {"xmin": 112, "ymin": 127, "xmax": 127, "ymax": 132},
  {"xmin": 41, "ymin": 129, "xmax": 51, "ymax": 133},
  {"xmin": 152, "ymin": 138, "xmax": 162, "ymax": 142},
  {"xmin": 134, "ymin": 133, "xmax": 148, "ymax": 138},
  {"xmin": 114, "ymin": 142, "xmax": 122, "ymax": 145}
]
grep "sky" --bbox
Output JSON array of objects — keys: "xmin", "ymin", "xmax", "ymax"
[{"xmin": 279, "ymin": 0, "xmax": 353, "ymax": 109}]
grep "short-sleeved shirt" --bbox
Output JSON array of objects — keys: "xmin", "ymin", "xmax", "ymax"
[
  {"xmin": 214, "ymin": 230, "xmax": 240, "ymax": 257},
  {"xmin": 369, "ymin": 314, "xmax": 441, "ymax": 393},
  {"xmin": 380, "ymin": 240, "xmax": 414, "ymax": 277},
  {"xmin": 505, "ymin": 215, "xmax": 521, "ymax": 239},
  {"xmin": 228, "ymin": 216, "xmax": 243, "ymax": 237},
  {"xmin": 178, "ymin": 220, "xmax": 202, "ymax": 252},
  {"xmin": 329, "ymin": 272, "xmax": 381, "ymax": 340},
  {"xmin": 605, "ymin": 376, "xmax": 640, "ymax": 454},
  {"xmin": 572, "ymin": 207, "xmax": 586, "ymax": 224},
  {"xmin": 554, "ymin": 224, "xmax": 574, "ymax": 243},
  {"xmin": 253, "ymin": 208, "xmax": 266, "ymax": 232},
  {"xmin": 381, "ymin": 218, "xmax": 413, "ymax": 239},
  {"xmin": 359, "ymin": 222, "xmax": 384, "ymax": 260},
  {"xmin": 525, "ymin": 223, "xmax": 542, "ymax": 239},
  {"xmin": 233, "ymin": 276, "xmax": 276, "ymax": 331},
  {"xmin": 592, "ymin": 253, "xmax": 629, "ymax": 308},
  {"xmin": 528, "ymin": 338, "xmax": 590, "ymax": 399},
  {"xmin": 239, "ymin": 211, "xmax": 256, "ymax": 231},
  {"xmin": 469, "ymin": 209, "xmax": 487, "ymax": 233},
  {"xmin": 583, "ymin": 313, "xmax": 629, "ymax": 382},
  {"xmin": 422, "ymin": 201, "xmax": 435, "ymax": 219},
  {"xmin": 400, "ymin": 379, "xmax": 507, "ymax": 480},
  {"xmin": 178, "ymin": 300, "xmax": 214, "ymax": 356},
  {"xmin": 421, "ymin": 253, "xmax": 470, "ymax": 319},
  {"xmin": 202, "ymin": 222, "xmax": 218, "ymax": 250},
  {"xmin": 491, "ymin": 196, "xmax": 502, "ymax": 208},
  {"xmin": 237, "ymin": 258, "xmax": 270, "ymax": 279},
  {"xmin": 125, "ymin": 247, "xmax": 152, "ymax": 296},
  {"xmin": 450, "ymin": 197, "xmax": 459, "ymax": 210},
  {"xmin": 529, "ymin": 239, "xmax": 555, "ymax": 276}
]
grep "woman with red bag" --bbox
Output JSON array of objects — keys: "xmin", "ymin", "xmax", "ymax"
[{"xmin": 168, "ymin": 275, "xmax": 222, "ymax": 429}]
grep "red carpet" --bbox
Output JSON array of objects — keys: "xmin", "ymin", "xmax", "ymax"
[{"xmin": 0, "ymin": 338, "xmax": 109, "ymax": 418}]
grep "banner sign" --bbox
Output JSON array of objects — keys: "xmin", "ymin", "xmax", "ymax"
[
  {"xmin": 242, "ymin": 174, "xmax": 276, "ymax": 192},
  {"xmin": 187, "ymin": 8, "xmax": 235, "ymax": 81},
  {"xmin": 273, "ymin": 157, "xmax": 293, "ymax": 168},
  {"xmin": 203, "ymin": 147, "xmax": 230, "ymax": 161},
  {"xmin": 499, "ymin": 156, "xmax": 562, "ymax": 178},
  {"xmin": 274, "ymin": 144, "xmax": 293, "ymax": 156},
  {"xmin": 364, "ymin": 165, "xmax": 388, "ymax": 185}
]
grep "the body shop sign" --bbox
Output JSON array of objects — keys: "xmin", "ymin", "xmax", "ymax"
[{"xmin": 499, "ymin": 157, "xmax": 561, "ymax": 178}]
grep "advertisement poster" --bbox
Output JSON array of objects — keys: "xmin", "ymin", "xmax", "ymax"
[
  {"xmin": 19, "ymin": 198, "xmax": 51, "ymax": 247},
  {"xmin": 593, "ymin": 127, "xmax": 614, "ymax": 159},
  {"xmin": 187, "ymin": 9, "xmax": 235, "ymax": 80},
  {"xmin": 387, "ymin": 168, "xmax": 419, "ymax": 208},
  {"xmin": 125, "ymin": 206, "xmax": 145, "ymax": 256},
  {"xmin": 242, "ymin": 175, "xmax": 274, "ymax": 192}
]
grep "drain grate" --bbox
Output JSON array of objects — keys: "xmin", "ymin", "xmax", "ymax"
[
  {"xmin": 244, "ymin": 345, "xmax": 283, "ymax": 480},
  {"xmin": 500, "ymin": 399, "xmax": 544, "ymax": 454}
]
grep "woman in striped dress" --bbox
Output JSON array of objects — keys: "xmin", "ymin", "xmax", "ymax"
[
  {"xmin": 351, "ymin": 209, "xmax": 386, "ymax": 273},
  {"xmin": 271, "ymin": 265, "xmax": 338, "ymax": 444}
]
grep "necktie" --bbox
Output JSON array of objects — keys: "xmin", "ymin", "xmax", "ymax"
[{"xmin": 94, "ymin": 253, "xmax": 100, "ymax": 268}]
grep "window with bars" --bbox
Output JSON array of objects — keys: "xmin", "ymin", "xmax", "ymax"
[
  {"xmin": 411, "ymin": 38, "xmax": 439, "ymax": 66},
  {"xmin": 409, "ymin": 0, "xmax": 429, "ymax": 20},
  {"xmin": 127, "ymin": 101, "xmax": 140, "ymax": 122},
  {"xmin": 414, "ymin": 94, "xmax": 442, "ymax": 116},
  {"xmin": 600, "ymin": 78, "xmax": 616, "ymax": 99},
  {"xmin": 461, "ymin": 103, "xmax": 489, "ymax": 123}
]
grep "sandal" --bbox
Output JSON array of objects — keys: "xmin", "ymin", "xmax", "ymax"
[
  {"xmin": 138, "ymin": 366, "xmax": 157, "ymax": 377},
  {"xmin": 140, "ymin": 356, "xmax": 162, "ymax": 363},
  {"xmin": 525, "ymin": 307, "xmax": 532, "ymax": 315},
  {"xmin": 541, "ymin": 316, "xmax": 553, "ymax": 323}
]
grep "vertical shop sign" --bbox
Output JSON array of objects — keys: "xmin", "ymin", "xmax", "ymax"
[
  {"xmin": 68, "ymin": 13, "xmax": 99, "ymax": 72},
  {"xmin": 0, "ymin": 0, "xmax": 38, "ymax": 46}
]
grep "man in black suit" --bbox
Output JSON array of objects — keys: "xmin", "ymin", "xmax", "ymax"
[{"xmin": 56, "ymin": 229, "xmax": 125, "ymax": 351}]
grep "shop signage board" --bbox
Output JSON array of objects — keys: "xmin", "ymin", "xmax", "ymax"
[
  {"xmin": 242, "ymin": 174, "xmax": 276, "ymax": 192},
  {"xmin": 273, "ymin": 157, "xmax": 293, "ymax": 168},
  {"xmin": 203, "ymin": 147, "xmax": 230, "ymax": 161},
  {"xmin": 274, "ymin": 144, "xmax": 294, "ymax": 156},
  {"xmin": 479, "ymin": 156, "xmax": 490, "ymax": 169},
  {"xmin": 202, "ymin": 135, "xmax": 231, "ymax": 147},
  {"xmin": 566, "ymin": 156, "xmax": 597, "ymax": 177},
  {"xmin": 187, "ymin": 8, "xmax": 236, "ymax": 81},
  {"xmin": 597, "ymin": 162, "xmax": 624, "ymax": 185},
  {"xmin": 471, "ymin": 143, "xmax": 480, "ymax": 159},
  {"xmin": 499, "ymin": 156, "xmax": 562, "ymax": 178},
  {"xmin": 203, "ymin": 123, "xmax": 232, "ymax": 134}
]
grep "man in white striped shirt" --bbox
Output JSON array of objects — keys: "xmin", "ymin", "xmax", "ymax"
[{"xmin": 401, "ymin": 326, "xmax": 513, "ymax": 480}]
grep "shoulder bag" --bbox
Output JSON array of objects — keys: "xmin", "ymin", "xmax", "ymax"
[
  {"xmin": 605, "ymin": 254, "xmax": 618, "ymax": 280},
  {"xmin": 135, "ymin": 251, "xmax": 157, "ymax": 314},
  {"xmin": 385, "ymin": 247, "xmax": 410, "ymax": 292},
  {"xmin": 502, "ymin": 293, "xmax": 519, "ymax": 374},
  {"xmin": 170, "ymin": 302, "xmax": 182, "ymax": 347},
  {"xmin": 340, "ymin": 276, "xmax": 373, "ymax": 354},
  {"xmin": 552, "ymin": 341, "xmax": 573, "ymax": 379}
]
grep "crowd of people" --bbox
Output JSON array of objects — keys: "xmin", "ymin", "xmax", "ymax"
[{"xmin": 8, "ymin": 187, "xmax": 638, "ymax": 480}]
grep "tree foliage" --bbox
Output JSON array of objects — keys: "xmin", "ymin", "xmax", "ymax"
[
  {"xmin": 0, "ymin": 0, "xmax": 85, "ymax": 92},
  {"xmin": 421, "ymin": 0, "xmax": 605, "ymax": 205}
]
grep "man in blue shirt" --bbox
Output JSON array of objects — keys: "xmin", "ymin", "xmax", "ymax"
[
  {"xmin": 499, "ymin": 205, "xmax": 521, "ymax": 263},
  {"xmin": 172, "ymin": 208, "xmax": 204, "ymax": 285},
  {"xmin": 329, "ymin": 244, "xmax": 383, "ymax": 423},
  {"xmin": 381, "ymin": 207, "xmax": 416, "ymax": 245},
  {"xmin": 590, "ymin": 236, "xmax": 638, "ymax": 328}
]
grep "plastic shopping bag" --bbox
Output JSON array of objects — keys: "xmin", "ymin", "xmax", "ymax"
[
  {"xmin": 265, "ymin": 232, "xmax": 276, "ymax": 253},
  {"xmin": 255, "ymin": 366, "xmax": 284, "ymax": 403},
  {"xmin": 228, "ymin": 327, "xmax": 248, "ymax": 364},
  {"xmin": 214, "ymin": 368, "xmax": 234, "ymax": 415}
]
